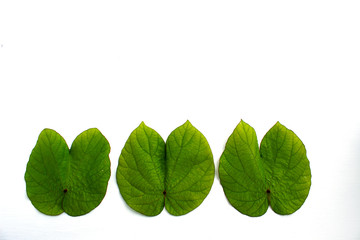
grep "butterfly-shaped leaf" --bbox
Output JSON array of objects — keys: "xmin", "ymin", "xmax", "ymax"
[
  {"xmin": 219, "ymin": 120, "xmax": 311, "ymax": 216},
  {"xmin": 116, "ymin": 121, "xmax": 215, "ymax": 216},
  {"xmin": 25, "ymin": 128, "xmax": 111, "ymax": 216}
]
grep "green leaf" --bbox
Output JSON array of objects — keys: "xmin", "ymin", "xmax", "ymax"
[
  {"xmin": 116, "ymin": 122, "xmax": 166, "ymax": 216},
  {"xmin": 25, "ymin": 128, "xmax": 111, "ymax": 216},
  {"xmin": 260, "ymin": 122, "xmax": 312, "ymax": 215},
  {"xmin": 219, "ymin": 120, "xmax": 311, "ymax": 216},
  {"xmin": 116, "ymin": 121, "xmax": 215, "ymax": 216},
  {"xmin": 165, "ymin": 121, "xmax": 215, "ymax": 216}
]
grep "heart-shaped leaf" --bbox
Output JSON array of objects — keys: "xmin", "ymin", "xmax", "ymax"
[
  {"xmin": 25, "ymin": 128, "xmax": 111, "ymax": 216},
  {"xmin": 219, "ymin": 120, "xmax": 311, "ymax": 216},
  {"xmin": 116, "ymin": 121, "xmax": 215, "ymax": 216}
]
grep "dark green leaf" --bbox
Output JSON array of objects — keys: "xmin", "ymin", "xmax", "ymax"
[
  {"xmin": 25, "ymin": 128, "xmax": 111, "ymax": 216},
  {"xmin": 219, "ymin": 120, "xmax": 311, "ymax": 216}
]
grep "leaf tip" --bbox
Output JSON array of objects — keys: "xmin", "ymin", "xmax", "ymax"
[
  {"xmin": 40, "ymin": 128, "xmax": 55, "ymax": 134},
  {"xmin": 83, "ymin": 128, "xmax": 105, "ymax": 139},
  {"xmin": 237, "ymin": 119, "xmax": 250, "ymax": 129},
  {"xmin": 273, "ymin": 121, "xmax": 286, "ymax": 130},
  {"xmin": 87, "ymin": 127, "xmax": 101, "ymax": 134},
  {"xmin": 183, "ymin": 120, "xmax": 193, "ymax": 128},
  {"xmin": 139, "ymin": 121, "xmax": 148, "ymax": 129},
  {"xmin": 38, "ymin": 128, "xmax": 60, "ymax": 141}
]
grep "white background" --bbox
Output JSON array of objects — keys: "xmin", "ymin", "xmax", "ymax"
[{"xmin": 1, "ymin": 0, "xmax": 359, "ymax": 239}]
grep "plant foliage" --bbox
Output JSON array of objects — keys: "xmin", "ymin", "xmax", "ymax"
[
  {"xmin": 116, "ymin": 121, "xmax": 215, "ymax": 216},
  {"xmin": 219, "ymin": 120, "xmax": 311, "ymax": 216},
  {"xmin": 25, "ymin": 128, "xmax": 111, "ymax": 216}
]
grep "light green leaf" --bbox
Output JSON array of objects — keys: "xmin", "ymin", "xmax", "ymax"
[
  {"xmin": 116, "ymin": 121, "xmax": 215, "ymax": 216},
  {"xmin": 219, "ymin": 120, "xmax": 311, "ymax": 216},
  {"xmin": 165, "ymin": 121, "xmax": 215, "ymax": 216},
  {"xmin": 260, "ymin": 122, "xmax": 312, "ymax": 215},
  {"xmin": 116, "ymin": 122, "xmax": 166, "ymax": 216},
  {"xmin": 25, "ymin": 128, "xmax": 111, "ymax": 216}
]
